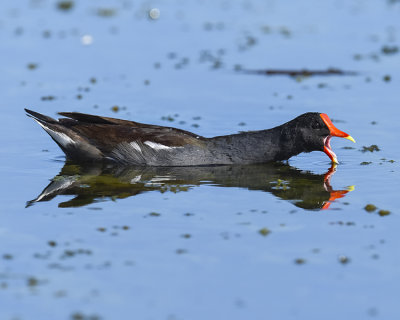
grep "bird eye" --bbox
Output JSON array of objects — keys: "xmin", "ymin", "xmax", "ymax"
[{"xmin": 311, "ymin": 121, "xmax": 322, "ymax": 129}]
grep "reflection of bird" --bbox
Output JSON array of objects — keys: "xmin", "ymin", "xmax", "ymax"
[
  {"xmin": 25, "ymin": 109, "xmax": 355, "ymax": 165},
  {"xmin": 26, "ymin": 163, "xmax": 353, "ymax": 210}
]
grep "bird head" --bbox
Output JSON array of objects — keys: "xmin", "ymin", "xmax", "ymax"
[{"xmin": 293, "ymin": 112, "xmax": 355, "ymax": 164}]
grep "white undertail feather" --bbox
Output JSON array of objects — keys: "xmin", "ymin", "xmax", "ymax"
[
  {"xmin": 34, "ymin": 119, "xmax": 75, "ymax": 147},
  {"xmin": 130, "ymin": 142, "xmax": 142, "ymax": 152},
  {"xmin": 130, "ymin": 175, "xmax": 142, "ymax": 184},
  {"xmin": 144, "ymin": 141, "xmax": 173, "ymax": 150}
]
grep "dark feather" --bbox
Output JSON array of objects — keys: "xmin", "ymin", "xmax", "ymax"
[
  {"xmin": 25, "ymin": 108, "xmax": 57, "ymax": 123},
  {"xmin": 27, "ymin": 109, "xmax": 349, "ymax": 166},
  {"xmin": 26, "ymin": 109, "xmax": 206, "ymax": 163}
]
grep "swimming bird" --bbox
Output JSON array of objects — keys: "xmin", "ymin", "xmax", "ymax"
[{"xmin": 25, "ymin": 109, "xmax": 355, "ymax": 166}]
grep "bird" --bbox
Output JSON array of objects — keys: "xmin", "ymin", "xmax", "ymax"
[{"xmin": 25, "ymin": 109, "xmax": 355, "ymax": 166}]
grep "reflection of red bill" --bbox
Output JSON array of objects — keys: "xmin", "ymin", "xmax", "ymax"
[
  {"xmin": 322, "ymin": 164, "xmax": 354, "ymax": 210},
  {"xmin": 320, "ymin": 113, "xmax": 355, "ymax": 164},
  {"xmin": 322, "ymin": 189, "xmax": 352, "ymax": 210}
]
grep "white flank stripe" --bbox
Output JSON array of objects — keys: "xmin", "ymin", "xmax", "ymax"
[
  {"xmin": 130, "ymin": 142, "xmax": 142, "ymax": 152},
  {"xmin": 130, "ymin": 175, "xmax": 142, "ymax": 184},
  {"xmin": 144, "ymin": 141, "xmax": 173, "ymax": 150},
  {"xmin": 35, "ymin": 119, "xmax": 75, "ymax": 146}
]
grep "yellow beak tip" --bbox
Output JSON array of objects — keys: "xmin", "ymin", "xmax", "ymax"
[{"xmin": 345, "ymin": 135, "xmax": 356, "ymax": 143}]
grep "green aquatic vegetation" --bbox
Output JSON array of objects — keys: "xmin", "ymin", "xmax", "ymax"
[
  {"xmin": 381, "ymin": 45, "xmax": 398, "ymax": 55},
  {"xmin": 161, "ymin": 115, "xmax": 175, "ymax": 122},
  {"xmin": 294, "ymin": 258, "xmax": 306, "ymax": 265},
  {"xmin": 364, "ymin": 204, "xmax": 377, "ymax": 212},
  {"xmin": 271, "ymin": 179, "xmax": 290, "ymax": 190},
  {"xmin": 41, "ymin": 95, "xmax": 56, "ymax": 101},
  {"xmin": 71, "ymin": 312, "xmax": 101, "ymax": 320},
  {"xmin": 258, "ymin": 228, "xmax": 271, "ymax": 236},
  {"xmin": 57, "ymin": 1, "xmax": 74, "ymax": 11},
  {"xmin": 383, "ymin": 75, "xmax": 391, "ymax": 82},
  {"xmin": 378, "ymin": 210, "xmax": 391, "ymax": 217},
  {"xmin": 48, "ymin": 241, "xmax": 57, "ymax": 247},
  {"xmin": 361, "ymin": 145, "xmax": 380, "ymax": 152},
  {"xmin": 338, "ymin": 255, "xmax": 350, "ymax": 264},
  {"xmin": 97, "ymin": 8, "xmax": 117, "ymax": 17},
  {"xmin": 329, "ymin": 221, "xmax": 355, "ymax": 226},
  {"xmin": 360, "ymin": 162, "xmax": 372, "ymax": 165},
  {"xmin": 364, "ymin": 204, "xmax": 390, "ymax": 216},
  {"xmin": 381, "ymin": 158, "xmax": 395, "ymax": 163},
  {"xmin": 27, "ymin": 277, "xmax": 39, "ymax": 287},
  {"xmin": 184, "ymin": 213, "xmax": 194, "ymax": 216},
  {"xmin": 27, "ymin": 63, "xmax": 38, "ymax": 70},
  {"xmin": 149, "ymin": 212, "xmax": 161, "ymax": 217},
  {"xmin": 60, "ymin": 249, "xmax": 92, "ymax": 259}
]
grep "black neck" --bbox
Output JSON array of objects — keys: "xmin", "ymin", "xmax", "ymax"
[{"xmin": 208, "ymin": 124, "xmax": 305, "ymax": 163}]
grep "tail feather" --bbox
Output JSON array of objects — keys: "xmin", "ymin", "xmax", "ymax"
[
  {"xmin": 25, "ymin": 108, "xmax": 57, "ymax": 124},
  {"xmin": 58, "ymin": 112, "xmax": 114, "ymax": 125},
  {"xmin": 25, "ymin": 108, "xmax": 103, "ymax": 161}
]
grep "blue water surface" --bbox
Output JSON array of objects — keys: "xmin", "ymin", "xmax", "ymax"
[{"xmin": 1, "ymin": 1, "xmax": 400, "ymax": 319}]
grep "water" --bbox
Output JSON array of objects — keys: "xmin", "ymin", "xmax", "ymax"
[{"xmin": 1, "ymin": 0, "xmax": 400, "ymax": 319}]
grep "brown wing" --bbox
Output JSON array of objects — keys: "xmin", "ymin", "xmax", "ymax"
[
  {"xmin": 58, "ymin": 112, "xmax": 202, "ymax": 141},
  {"xmin": 58, "ymin": 112, "xmax": 199, "ymax": 136},
  {"xmin": 26, "ymin": 109, "xmax": 205, "ymax": 163},
  {"xmin": 69, "ymin": 123, "xmax": 205, "ymax": 154}
]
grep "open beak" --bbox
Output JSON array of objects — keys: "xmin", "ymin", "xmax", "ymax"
[{"xmin": 320, "ymin": 113, "xmax": 355, "ymax": 164}]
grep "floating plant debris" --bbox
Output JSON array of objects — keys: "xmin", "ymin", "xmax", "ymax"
[
  {"xmin": 381, "ymin": 45, "xmax": 398, "ymax": 55},
  {"xmin": 57, "ymin": 1, "xmax": 74, "ymax": 11},
  {"xmin": 236, "ymin": 68, "xmax": 357, "ymax": 77},
  {"xmin": 149, "ymin": 212, "xmax": 161, "ymax": 217},
  {"xmin": 383, "ymin": 75, "xmax": 391, "ymax": 82},
  {"xmin": 27, "ymin": 63, "xmax": 38, "ymax": 70},
  {"xmin": 361, "ymin": 145, "xmax": 380, "ymax": 152},
  {"xmin": 378, "ymin": 210, "xmax": 390, "ymax": 216},
  {"xmin": 97, "ymin": 8, "xmax": 117, "ymax": 17},
  {"xmin": 294, "ymin": 258, "xmax": 306, "ymax": 265},
  {"xmin": 258, "ymin": 228, "xmax": 271, "ymax": 236},
  {"xmin": 338, "ymin": 255, "xmax": 350, "ymax": 264},
  {"xmin": 364, "ymin": 204, "xmax": 377, "ymax": 212}
]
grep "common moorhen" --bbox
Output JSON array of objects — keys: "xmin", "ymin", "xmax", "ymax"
[{"xmin": 25, "ymin": 109, "xmax": 355, "ymax": 165}]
